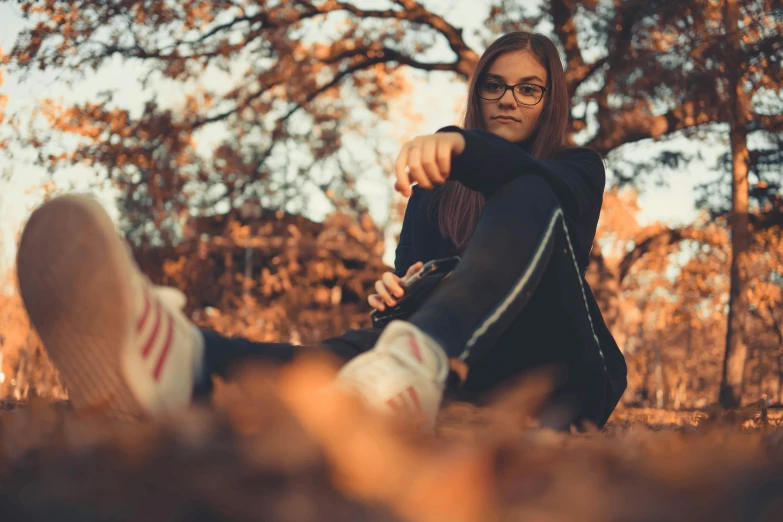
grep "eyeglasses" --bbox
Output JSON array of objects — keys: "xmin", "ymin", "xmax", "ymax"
[{"xmin": 478, "ymin": 78, "xmax": 548, "ymax": 106}]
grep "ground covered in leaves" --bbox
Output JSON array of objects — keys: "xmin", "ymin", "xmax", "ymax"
[{"xmin": 0, "ymin": 359, "xmax": 782, "ymax": 522}]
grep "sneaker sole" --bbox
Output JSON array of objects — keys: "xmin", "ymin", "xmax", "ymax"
[{"xmin": 17, "ymin": 195, "xmax": 144, "ymax": 419}]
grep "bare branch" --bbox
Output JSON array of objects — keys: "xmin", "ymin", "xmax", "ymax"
[
  {"xmin": 549, "ymin": 0, "xmax": 588, "ymax": 92},
  {"xmin": 753, "ymin": 113, "xmax": 783, "ymax": 133},
  {"xmin": 320, "ymin": 0, "xmax": 478, "ymax": 77},
  {"xmin": 586, "ymin": 101, "xmax": 723, "ymax": 155},
  {"xmin": 325, "ymin": 46, "xmax": 466, "ymax": 75},
  {"xmin": 618, "ymin": 225, "xmax": 725, "ymax": 283}
]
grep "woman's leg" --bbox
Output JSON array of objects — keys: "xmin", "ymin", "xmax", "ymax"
[
  {"xmin": 408, "ymin": 174, "xmax": 608, "ymax": 425},
  {"xmin": 16, "ymin": 193, "xmax": 384, "ymax": 419},
  {"xmin": 336, "ymin": 174, "xmax": 608, "ymax": 428},
  {"xmin": 194, "ymin": 328, "xmax": 382, "ymax": 396},
  {"xmin": 16, "ymin": 195, "xmax": 203, "ymax": 418}
]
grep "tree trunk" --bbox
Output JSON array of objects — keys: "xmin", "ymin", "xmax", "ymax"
[
  {"xmin": 719, "ymin": 0, "xmax": 751, "ymax": 409},
  {"xmin": 243, "ymin": 242, "xmax": 254, "ymax": 322},
  {"xmin": 776, "ymin": 349, "xmax": 783, "ymax": 405},
  {"xmin": 654, "ymin": 340, "xmax": 665, "ymax": 409},
  {"xmin": 774, "ymin": 325, "xmax": 783, "ymax": 405}
]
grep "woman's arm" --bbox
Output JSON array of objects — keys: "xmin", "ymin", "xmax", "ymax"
[
  {"xmin": 438, "ymin": 126, "xmax": 605, "ymax": 219},
  {"xmin": 393, "ymin": 191, "xmax": 417, "ymax": 277}
]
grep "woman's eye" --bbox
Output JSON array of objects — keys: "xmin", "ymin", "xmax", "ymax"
[
  {"xmin": 518, "ymin": 85, "xmax": 535, "ymax": 94},
  {"xmin": 484, "ymin": 81, "xmax": 502, "ymax": 91}
]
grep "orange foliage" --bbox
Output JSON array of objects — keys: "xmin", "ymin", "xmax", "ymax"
[
  {"xmin": 0, "ymin": 289, "xmax": 65, "ymax": 402},
  {"xmin": 0, "ymin": 359, "xmax": 781, "ymax": 521},
  {"xmin": 589, "ymin": 187, "xmax": 783, "ymax": 409},
  {"xmin": 134, "ymin": 205, "xmax": 387, "ymax": 345}
]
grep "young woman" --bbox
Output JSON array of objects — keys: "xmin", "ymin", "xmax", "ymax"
[{"xmin": 16, "ymin": 32, "xmax": 626, "ymax": 430}]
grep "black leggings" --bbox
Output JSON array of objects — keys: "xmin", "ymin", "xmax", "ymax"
[{"xmin": 196, "ymin": 175, "xmax": 610, "ymax": 426}]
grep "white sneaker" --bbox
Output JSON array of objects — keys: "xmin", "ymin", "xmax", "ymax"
[
  {"xmin": 336, "ymin": 320, "xmax": 449, "ymax": 430},
  {"xmin": 16, "ymin": 194, "xmax": 203, "ymax": 419}
]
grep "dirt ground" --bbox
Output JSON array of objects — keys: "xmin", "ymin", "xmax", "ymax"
[{"xmin": 0, "ymin": 361, "xmax": 781, "ymax": 522}]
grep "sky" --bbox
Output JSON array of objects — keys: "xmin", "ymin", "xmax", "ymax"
[{"xmin": 0, "ymin": 1, "xmax": 723, "ymax": 273}]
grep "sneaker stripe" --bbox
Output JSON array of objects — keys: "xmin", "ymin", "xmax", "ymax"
[
  {"xmin": 408, "ymin": 337, "xmax": 424, "ymax": 363},
  {"xmin": 152, "ymin": 313, "xmax": 174, "ymax": 381},
  {"xmin": 397, "ymin": 393, "xmax": 411, "ymax": 412},
  {"xmin": 405, "ymin": 386, "xmax": 422, "ymax": 414},
  {"xmin": 384, "ymin": 388, "xmax": 423, "ymax": 416},
  {"xmin": 136, "ymin": 287, "xmax": 151, "ymax": 332},
  {"xmin": 141, "ymin": 300, "xmax": 162, "ymax": 358}
]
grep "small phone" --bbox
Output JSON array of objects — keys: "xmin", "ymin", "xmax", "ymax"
[
  {"xmin": 370, "ymin": 256, "xmax": 461, "ymax": 329},
  {"xmin": 403, "ymin": 257, "xmax": 461, "ymax": 288}
]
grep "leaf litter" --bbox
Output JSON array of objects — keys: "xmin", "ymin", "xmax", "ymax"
[{"xmin": 0, "ymin": 356, "xmax": 781, "ymax": 522}]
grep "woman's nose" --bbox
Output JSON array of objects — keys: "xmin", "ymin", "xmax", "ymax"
[{"xmin": 498, "ymin": 89, "xmax": 517, "ymax": 107}]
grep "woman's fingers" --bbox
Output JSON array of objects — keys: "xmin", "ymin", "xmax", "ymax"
[
  {"xmin": 404, "ymin": 261, "xmax": 423, "ymax": 279},
  {"xmin": 406, "ymin": 144, "xmax": 433, "ymax": 190},
  {"xmin": 375, "ymin": 278, "xmax": 397, "ymax": 307},
  {"xmin": 420, "ymin": 138, "xmax": 446, "ymax": 185},
  {"xmin": 394, "ymin": 143, "xmax": 412, "ymax": 197},
  {"xmin": 382, "ymin": 271, "xmax": 405, "ymax": 298},
  {"xmin": 395, "ymin": 135, "xmax": 456, "ymax": 194},
  {"xmin": 436, "ymin": 139, "xmax": 453, "ymax": 180},
  {"xmin": 368, "ymin": 294, "xmax": 385, "ymax": 311}
]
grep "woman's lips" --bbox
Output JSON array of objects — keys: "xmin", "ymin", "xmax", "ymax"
[{"xmin": 493, "ymin": 116, "xmax": 519, "ymax": 123}]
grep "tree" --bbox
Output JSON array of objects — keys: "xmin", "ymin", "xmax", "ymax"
[
  {"xmin": 638, "ymin": 0, "xmax": 780, "ymax": 407},
  {"xmin": 7, "ymin": 0, "xmax": 777, "ymax": 242},
  {"xmin": 719, "ymin": 0, "xmax": 752, "ymax": 407},
  {"xmin": 3, "ymin": 0, "xmax": 480, "ymax": 246},
  {"xmin": 592, "ymin": 195, "xmax": 731, "ymax": 409},
  {"xmin": 534, "ymin": 0, "xmax": 780, "ymax": 406}
]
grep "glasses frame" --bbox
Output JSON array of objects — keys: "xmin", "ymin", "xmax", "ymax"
[{"xmin": 478, "ymin": 77, "xmax": 548, "ymax": 106}]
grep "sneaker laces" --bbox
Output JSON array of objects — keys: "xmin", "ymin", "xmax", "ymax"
[
  {"xmin": 341, "ymin": 346, "xmax": 435, "ymax": 406},
  {"xmin": 150, "ymin": 285, "xmax": 187, "ymax": 311},
  {"xmin": 118, "ymin": 236, "xmax": 187, "ymax": 312},
  {"xmin": 346, "ymin": 353, "xmax": 400, "ymax": 390}
]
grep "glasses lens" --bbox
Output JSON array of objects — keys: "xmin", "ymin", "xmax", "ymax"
[
  {"xmin": 513, "ymin": 84, "xmax": 543, "ymax": 105},
  {"xmin": 479, "ymin": 80, "xmax": 505, "ymax": 100}
]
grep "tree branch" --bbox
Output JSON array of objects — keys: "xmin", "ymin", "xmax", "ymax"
[
  {"xmin": 618, "ymin": 225, "xmax": 726, "ymax": 283},
  {"xmin": 194, "ymin": 36, "xmax": 468, "ymax": 132},
  {"xmin": 325, "ymin": 46, "xmax": 466, "ymax": 75},
  {"xmin": 549, "ymin": 0, "xmax": 588, "ymax": 93},
  {"xmin": 752, "ymin": 113, "xmax": 783, "ymax": 133},
  {"xmin": 586, "ymin": 101, "xmax": 723, "ymax": 155},
  {"xmin": 219, "ymin": 55, "xmax": 394, "ymax": 189},
  {"xmin": 586, "ymin": 105, "xmax": 779, "ymax": 156},
  {"xmin": 192, "ymin": 80, "xmax": 280, "ymax": 129},
  {"xmin": 321, "ymin": 0, "xmax": 478, "ymax": 77}
]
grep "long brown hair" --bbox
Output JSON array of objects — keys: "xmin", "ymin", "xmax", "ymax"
[{"xmin": 433, "ymin": 32, "xmax": 571, "ymax": 250}]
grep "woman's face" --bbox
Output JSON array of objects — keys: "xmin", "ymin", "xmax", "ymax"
[{"xmin": 480, "ymin": 50, "xmax": 548, "ymax": 143}]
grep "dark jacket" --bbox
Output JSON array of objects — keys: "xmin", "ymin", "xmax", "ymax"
[{"xmin": 393, "ymin": 127, "xmax": 627, "ymax": 426}]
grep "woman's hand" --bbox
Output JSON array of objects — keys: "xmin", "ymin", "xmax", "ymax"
[
  {"xmin": 394, "ymin": 132, "xmax": 466, "ymax": 197},
  {"xmin": 368, "ymin": 261, "xmax": 424, "ymax": 312}
]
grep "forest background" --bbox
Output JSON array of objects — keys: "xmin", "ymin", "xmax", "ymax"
[{"xmin": 0, "ymin": 0, "xmax": 781, "ymax": 414}]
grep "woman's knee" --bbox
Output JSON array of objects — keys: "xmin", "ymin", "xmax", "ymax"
[{"xmin": 488, "ymin": 174, "xmax": 560, "ymax": 213}]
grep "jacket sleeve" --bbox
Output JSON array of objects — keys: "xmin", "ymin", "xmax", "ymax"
[
  {"xmin": 393, "ymin": 191, "xmax": 417, "ymax": 277},
  {"xmin": 438, "ymin": 126, "xmax": 605, "ymax": 218}
]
